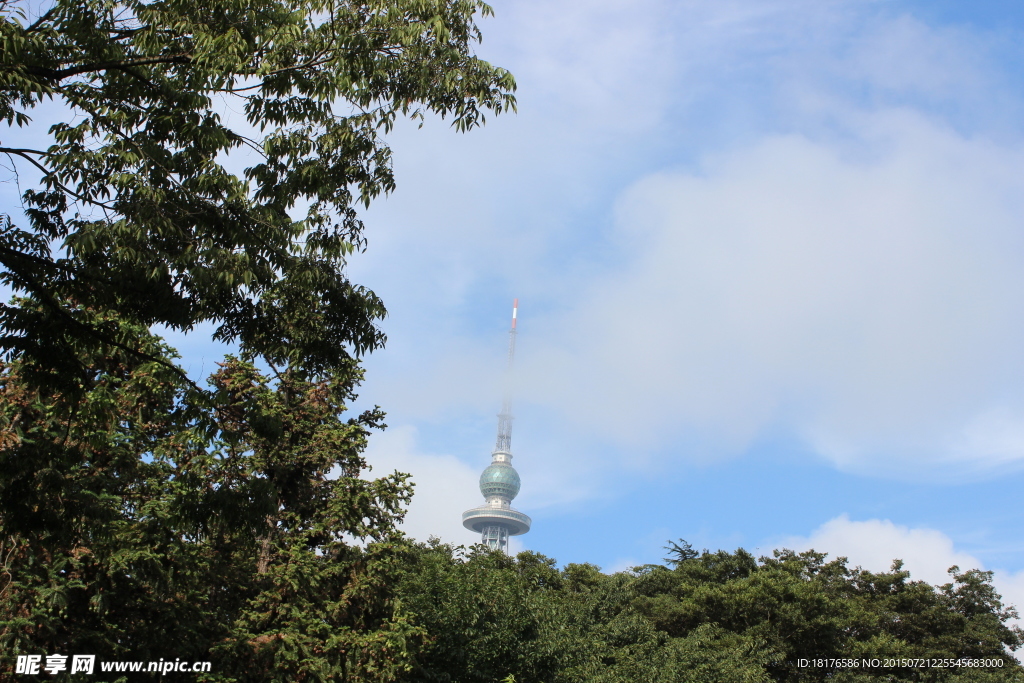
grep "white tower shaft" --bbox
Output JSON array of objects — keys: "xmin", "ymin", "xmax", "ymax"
[{"xmin": 494, "ymin": 298, "xmax": 517, "ymax": 454}]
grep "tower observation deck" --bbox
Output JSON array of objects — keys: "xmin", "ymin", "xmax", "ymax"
[{"xmin": 462, "ymin": 299, "xmax": 531, "ymax": 553}]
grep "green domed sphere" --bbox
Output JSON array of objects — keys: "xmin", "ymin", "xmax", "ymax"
[{"xmin": 480, "ymin": 463, "xmax": 521, "ymax": 500}]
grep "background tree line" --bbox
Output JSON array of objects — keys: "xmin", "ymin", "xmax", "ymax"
[
  {"xmin": 394, "ymin": 540, "xmax": 1023, "ymax": 683},
  {"xmin": 0, "ymin": 0, "xmax": 1020, "ymax": 681}
]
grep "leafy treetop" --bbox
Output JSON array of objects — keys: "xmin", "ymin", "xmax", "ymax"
[{"xmin": 0, "ymin": 0, "xmax": 515, "ymax": 385}]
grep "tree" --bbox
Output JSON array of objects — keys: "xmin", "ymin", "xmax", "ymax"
[
  {"xmin": 0, "ymin": 0, "xmax": 514, "ymax": 679},
  {"xmin": 391, "ymin": 543, "xmax": 1024, "ymax": 683},
  {"xmin": 0, "ymin": 315, "xmax": 423, "ymax": 680},
  {"xmin": 395, "ymin": 541, "xmax": 578, "ymax": 683},
  {"xmin": 0, "ymin": 0, "xmax": 515, "ymax": 386},
  {"xmin": 596, "ymin": 547, "xmax": 1024, "ymax": 683}
]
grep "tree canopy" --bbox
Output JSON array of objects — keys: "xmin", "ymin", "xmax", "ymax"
[
  {"xmin": 0, "ymin": 334, "xmax": 419, "ymax": 680},
  {"xmin": 0, "ymin": 0, "xmax": 514, "ymax": 680},
  {"xmin": 395, "ymin": 541, "xmax": 1024, "ymax": 683},
  {"xmin": 0, "ymin": 0, "xmax": 515, "ymax": 385}
]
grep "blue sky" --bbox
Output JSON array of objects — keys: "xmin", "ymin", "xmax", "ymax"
[
  {"xmin": 6, "ymin": 0, "xmax": 1024, "ymax": 612},
  {"xmin": 333, "ymin": 0, "xmax": 1024, "ymax": 610}
]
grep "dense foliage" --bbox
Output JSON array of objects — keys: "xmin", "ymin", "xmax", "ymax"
[
  {"xmin": 0, "ymin": 324, "xmax": 418, "ymax": 680},
  {"xmin": 0, "ymin": 0, "xmax": 513, "ymax": 680},
  {"xmin": 0, "ymin": 0, "xmax": 514, "ymax": 384},
  {"xmin": 395, "ymin": 541, "xmax": 1024, "ymax": 683}
]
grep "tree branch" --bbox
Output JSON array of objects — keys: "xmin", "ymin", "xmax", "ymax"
[
  {"xmin": 0, "ymin": 253, "xmax": 203, "ymax": 394},
  {"xmin": 24, "ymin": 7, "xmax": 58, "ymax": 33},
  {"xmin": 26, "ymin": 53, "xmax": 193, "ymax": 82},
  {"xmin": 0, "ymin": 148, "xmax": 115, "ymax": 210}
]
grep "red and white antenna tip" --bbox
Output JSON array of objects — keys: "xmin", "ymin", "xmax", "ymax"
[{"xmin": 511, "ymin": 298, "xmax": 518, "ymax": 329}]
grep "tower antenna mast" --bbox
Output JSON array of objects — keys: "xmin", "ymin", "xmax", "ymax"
[
  {"xmin": 461, "ymin": 299, "xmax": 531, "ymax": 553},
  {"xmin": 494, "ymin": 298, "xmax": 517, "ymax": 454}
]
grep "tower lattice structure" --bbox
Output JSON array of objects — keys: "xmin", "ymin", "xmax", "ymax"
[{"xmin": 461, "ymin": 299, "xmax": 531, "ymax": 553}]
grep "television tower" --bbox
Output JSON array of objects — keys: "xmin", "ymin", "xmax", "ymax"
[{"xmin": 461, "ymin": 299, "xmax": 531, "ymax": 552}]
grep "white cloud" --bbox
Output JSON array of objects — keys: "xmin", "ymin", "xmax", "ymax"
[
  {"xmin": 845, "ymin": 15, "xmax": 990, "ymax": 99},
  {"xmin": 346, "ymin": 0, "xmax": 1024, "ymax": 490},
  {"xmin": 524, "ymin": 111, "xmax": 1024, "ymax": 476},
  {"xmin": 781, "ymin": 515, "xmax": 978, "ymax": 586},
  {"xmin": 781, "ymin": 516, "xmax": 1024, "ymax": 632},
  {"xmin": 364, "ymin": 425, "xmax": 482, "ymax": 545}
]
